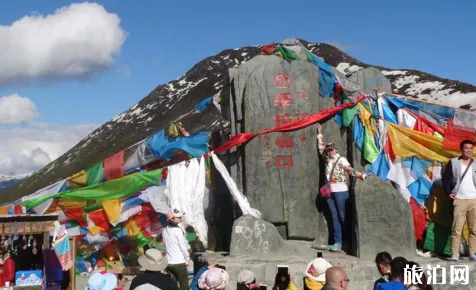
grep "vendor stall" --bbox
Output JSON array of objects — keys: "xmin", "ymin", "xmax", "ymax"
[{"xmin": 0, "ymin": 214, "xmax": 73, "ymax": 290}]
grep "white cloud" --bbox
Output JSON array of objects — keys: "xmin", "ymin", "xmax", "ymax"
[
  {"xmin": 0, "ymin": 94, "xmax": 39, "ymax": 124},
  {"xmin": 0, "ymin": 2, "xmax": 127, "ymax": 86},
  {"xmin": 0, "ymin": 122, "xmax": 98, "ymax": 175}
]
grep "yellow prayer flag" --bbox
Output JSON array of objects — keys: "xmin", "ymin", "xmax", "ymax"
[
  {"xmin": 45, "ymin": 199, "xmax": 87, "ymax": 214},
  {"xmin": 102, "ymin": 199, "xmax": 122, "ymax": 224},
  {"xmin": 358, "ymin": 103, "xmax": 376, "ymax": 135},
  {"xmin": 67, "ymin": 170, "xmax": 87, "ymax": 188},
  {"xmin": 89, "ymin": 225, "xmax": 101, "ymax": 236},
  {"xmin": 0, "ymin": 205, "xmax": 9, "ymax": 215},
  {"xmin": 387, "ymin": 123, "xmax": 476, "ymax": 163},
  {"xmin": 125, "ymin": 219, "xmax": 140, "ymax": 236}
]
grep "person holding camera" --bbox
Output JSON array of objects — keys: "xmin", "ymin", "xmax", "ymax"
[{"xmin": 272, "ymin": 273, "xmax": 296, "ymax": 290}]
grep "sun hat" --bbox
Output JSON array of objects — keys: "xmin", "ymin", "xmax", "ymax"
[
  {"xmin": 86, "ymin": 272, "xmax": 117, "ymax": 290},
  {"xmin": 198, "ymin": 268, "xmax": 229, "ymax": 289},
  {"xmin": 138, "ymin": 248, "xmax": 168, "ymax": 272},
  {"xmin": 166, "ymin": 209, "xmax": 185, "ymax": 221},
  {"xmin": 305, "ymin": 258, "xmax": 332, "ymax": 282},
  {"xmin": 237, "ymin": 269, "xmax": 255, "ymax": 284}
]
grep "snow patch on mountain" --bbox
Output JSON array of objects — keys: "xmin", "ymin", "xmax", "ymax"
[
  {"xmin": 381, "ymin": 70, "xmax": 408, "ymax": 76},
  {"xmin": 0, "ymin": 173, "xmax": 31, "ymax": 193}
]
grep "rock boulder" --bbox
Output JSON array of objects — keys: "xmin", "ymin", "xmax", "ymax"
[{"xmin": 353, "ymin": 176, "xmax": 416, "ymax": 260}]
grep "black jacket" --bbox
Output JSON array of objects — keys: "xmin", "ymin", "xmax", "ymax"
[
  {"xmin": 130, "ymin": 271, "xmax": 178, "ymax": 290},
  {"xmin": 442, "ymin": 159, "xmax": 454, "ymax": 196}
]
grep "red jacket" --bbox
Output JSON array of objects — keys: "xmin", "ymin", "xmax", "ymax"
[{"xmin": 3, "ymin": 258, "xmax": 15, "ymax": 282}]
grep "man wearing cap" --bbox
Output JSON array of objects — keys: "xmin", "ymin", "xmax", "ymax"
[
  {"xmin": 163, "ymin": 209, "xmax": 191, "ymax": 290},
  {"xmin": 129, "ymin": 248, "xmax": 177, "ymax": 290}
]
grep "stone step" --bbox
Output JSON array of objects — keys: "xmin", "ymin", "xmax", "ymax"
[{"xmin": 195, "ymin": 247, "xmax": 476, "ymax": 290}]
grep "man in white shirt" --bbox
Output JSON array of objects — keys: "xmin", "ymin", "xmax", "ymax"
[
  {"xmin": 163, "ymin": 209, "xmax": 190, "ymax": 290},
  {"xmin": 442, "ymin": 140, "xmax": 476, "ymax": 261}
]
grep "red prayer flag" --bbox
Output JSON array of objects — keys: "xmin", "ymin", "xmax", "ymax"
[
  {"xmin": 104, "ymin": 150, "xmax": 125, "ymax": 181},
  {"xmin": 63, "ymin": 208, "xmax": 87, "ymax": 227},
  {"xmin": 413, "ymin": 119, "xmax": 435, "ymax": 136},
  {"xmin": 88, "ymin": 210, "xmax": 111, "ymax": 233},
  {"xmin": 258, "ymin": 43, "xmax": 277, "ymax": 55},
  {"xmin": 406, "ymin": 109, "xmax": 444, "ymax": 136},
  {"xmin": 443, "ymin": 119, "xmax": 475, "ymax": 150},
  {"xmin": 410, "ymin": 197, "xmax": 428, "ymax": 244},
  {"xmin": 384, "ymin": 136, "xmax": 396, "ymax": 163}
]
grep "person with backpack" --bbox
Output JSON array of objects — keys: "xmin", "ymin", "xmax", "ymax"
[
  {"xmin": 442, "ymin": 140, "xmax": 476, "ymax": 261},
  {"xmin": 317, "ymin": 124, "xmax": 367, "ymax": 253}
]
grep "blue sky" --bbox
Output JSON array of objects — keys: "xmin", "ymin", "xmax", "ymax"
[{"xmin": 0, "ymin": 0, "xmax": 475, "ymax": 174}]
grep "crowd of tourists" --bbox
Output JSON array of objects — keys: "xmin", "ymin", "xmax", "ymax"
[{"xmin": 85, "ymin": 250, "xmax": 432, "ymax": 290}]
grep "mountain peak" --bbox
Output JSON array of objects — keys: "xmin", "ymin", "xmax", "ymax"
[{"xmin": 2, "ymin": 39, "xmax": 476, "ymax": 203}]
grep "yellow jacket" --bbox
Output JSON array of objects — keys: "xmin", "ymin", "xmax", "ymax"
[
  {"xmin": 304, "ymin": 277, "xmax": 324, "ymax": 290},
  {"xmin": 272, "ymin": 282, "xmax": 298, "ymax": 290}
]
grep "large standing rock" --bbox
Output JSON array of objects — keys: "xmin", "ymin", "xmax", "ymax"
[
  {"xmin": 349, "ymin": 67, "xmax": 392, "ymax": 95},
  {"xmin": 228, "ymin": 55, "xmax": 341, "ymax": 240},
  {"xmin": 354, "ymin": 176, "xmax": 416, "ymax": 260}
]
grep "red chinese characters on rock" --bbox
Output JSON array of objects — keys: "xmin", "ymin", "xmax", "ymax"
[
  {"xmin": 275, "ymin": 133, "xmax": 293, "ymax": 148},
  {"xmin": 274, "ymin": 93, "xmax": 293, "ymax": 109},
  {"xmin": 276, "ymin": 155, "xmax": 293, "ymax": 168},
  {"xmin": 295, "ymin": 111, "xmax": 310, "ymax": 120},
  {"xmin": 274, "ymin": 74, "xmax": 291, "ymax": 88},
  {"xmin": 268, "ymin": 73, "xmax": 299, "ymax": 169},
  {"xmin": 274, "ymin": 113, "xmax": 294, "ymax": 126},
  {"xmin": 295, "ymin": 91, "xmax": 309, "ymax": 100},
  {"xmin": 274, "ymin": 112, "xmax": 311, "ymax": 126}
]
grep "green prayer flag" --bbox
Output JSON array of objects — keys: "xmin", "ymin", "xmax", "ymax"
[
  {"xmin": 86, "ymin": 162, "xmax": 103, "ymax": 186},
  {"xmin": 84, "ymin": 202, "xmax": 103, "ymax": 213},
  {"xmin": 273, "ymin": 46, "xmax": 300, "ymax": 61},
  {"xmin": 22, "ymin": 168, "xmax": 164, "ymax": 208},
  {"xmin": 342, "ymin": 98, "xmax": 359, "ymax": 127},
  {"xmin": 423, "ymin": 221, "xmax": 451, "ymax": 256},
  {"xmin": 363, "ymin": 127, "xmax": 379, "ymax": 164},
  {"xmin": 135, "ymin": 232, "xmax": 152, "ymax": 247}
]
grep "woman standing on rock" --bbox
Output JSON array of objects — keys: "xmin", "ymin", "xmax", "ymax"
[{"xmin": 316, "ymin": 124, "xmax": 368, "ymax": 253}]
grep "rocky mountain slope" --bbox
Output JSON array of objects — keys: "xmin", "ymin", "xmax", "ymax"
[
  {"xmin": 0, "ymin": 174, "xmax": 30, "ymax": 194},
  {"xmin": 3, "ymin": 39, "xmax": 476, "ymax": 203}
]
